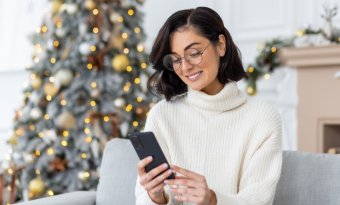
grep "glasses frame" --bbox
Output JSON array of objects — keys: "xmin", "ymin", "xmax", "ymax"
[{"xmin": 163, "ymin": 42, "xmax": 212, "ymax": 71}]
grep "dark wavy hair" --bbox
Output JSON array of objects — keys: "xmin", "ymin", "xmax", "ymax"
[{"xmin": 147, "ymin": 7, "xmax": 246, "ymax": 101}]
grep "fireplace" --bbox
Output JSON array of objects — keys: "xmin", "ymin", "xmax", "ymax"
[
  {"xmin": 280, "ymin": 45, "xmax": 340, "ymax": 153},
  {"xmin": 320, "ymin": 119, "xmax": 340, "ymax": 153}
]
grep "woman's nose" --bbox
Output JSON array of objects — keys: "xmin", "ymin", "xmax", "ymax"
[{"xmin": 180, "ymin": 58, "xmax": 193, "ymax": 72}]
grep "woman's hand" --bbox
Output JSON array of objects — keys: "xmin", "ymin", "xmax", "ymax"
[
  {"xmin": 165, "ymin": 165, "xmax": 216, "ymax": 205},
  {"xmin": 137, "ymin": 156, "xmax": 173, "ymax": 204}
]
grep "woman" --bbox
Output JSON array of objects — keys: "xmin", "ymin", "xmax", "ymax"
[{"xmin": 136, "ymin": 7, "xmax": 282, "ymax": 205}]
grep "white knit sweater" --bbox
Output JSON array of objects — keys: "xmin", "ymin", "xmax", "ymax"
[{"xmin": 136, "ymin": 82, "xmax": 282, "ymax": 205}]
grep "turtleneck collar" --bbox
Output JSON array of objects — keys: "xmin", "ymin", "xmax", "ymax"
[{"xmin": 184, "ymin": 82, "xmax": 246, "ymax": 114}]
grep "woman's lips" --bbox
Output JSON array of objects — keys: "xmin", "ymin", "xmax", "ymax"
[{"xmin": 186, "ymin": 71, "xmax": 202, "ymax": 81}]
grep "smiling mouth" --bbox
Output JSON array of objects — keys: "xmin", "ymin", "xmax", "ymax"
[{"xmin": 186, "ymin": 71, "xmax": 202, "ymax": 81}]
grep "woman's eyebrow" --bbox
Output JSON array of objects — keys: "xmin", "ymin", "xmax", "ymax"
[{"xmin": 170, "ymin": 42, "xmax": 202, "ymax": 54}]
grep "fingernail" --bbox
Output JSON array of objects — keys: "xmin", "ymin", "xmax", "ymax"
[
  {"xmin": 162, "ymin": 163, "xmax": 168, "ymax": 168},
  {"xmin": 148, "ymin": 156, "xmax": 153, "ymax": 160},
  {"xmin": 164, "ymin": 180, "xmax": 168, "ymax": 184}
]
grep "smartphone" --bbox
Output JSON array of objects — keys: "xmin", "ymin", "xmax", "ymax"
[{"xmin": 128, "ymin": 131, "xmax": 175, "ymax": 179}]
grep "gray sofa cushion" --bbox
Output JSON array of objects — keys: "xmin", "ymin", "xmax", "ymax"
[
  {"xmin": 274, "ymin": 151, "xmax": 340, "ymax": 205},
  {"xmin": 14, "ymin": 191, "xmax": 96, "ymax": 205},
  {"xmin": 96, "ymin": 138, "xmax": 139, "ymax": 205}
]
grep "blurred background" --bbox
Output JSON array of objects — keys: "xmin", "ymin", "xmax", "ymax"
[{"xmin": 0, "ymin": 0, "xmax": 339, "ymax": 203}]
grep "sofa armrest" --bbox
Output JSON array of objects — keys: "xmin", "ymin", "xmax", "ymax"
[{"xmin": 13, "ymin": 191, "xmax": 96, "ymax": 205}]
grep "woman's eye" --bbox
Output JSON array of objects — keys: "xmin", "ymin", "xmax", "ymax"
[
  {"xmin": 172, "ymin": 59, "xmax": 181, "ymax": 64},
  {"xmin": 189, "ymin": 52, "xmax": 201, "ymax": 57}
]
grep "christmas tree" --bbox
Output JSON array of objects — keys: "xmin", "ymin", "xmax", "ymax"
[{"xmin": 3, "ymin": 0, "xmax": 155, "ymax": 202}]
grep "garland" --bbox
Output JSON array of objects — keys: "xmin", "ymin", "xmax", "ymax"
[{"xmin": 245, "ymin": 5, "xmax": 340, "ymax": 95}]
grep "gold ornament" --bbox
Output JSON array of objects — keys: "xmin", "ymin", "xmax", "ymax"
[
  {"xmin": 56, "ymin": 112, "xmax": 76, "ymax": 129},
  {"xmin": 44, "ymin": 83, "xmax": 59, "ymax": 97},
  {"xmin": 84, "ymin": 0, "xmax": 96, "ymax": 10},
  {"xmin": 29, "ymin": 177, "xmax": 45, "ymax": 198},
  {"xmin": 51, "ymin": 0, "xmax": 63, "ymax": 14},
  {"xmin": 111, "ymin": 54, "xmax": 129, "ymax": 72},
  {"xmin": 8, "ymin": 134, "xmax": 17, "ymax": 145},
  {"xmin": 109, "ymin": 35, "xmax": 125, "ymax": 50},
  {"xmin": 31, "ymin": 76, "xmax": 42, "ymax": 90}
]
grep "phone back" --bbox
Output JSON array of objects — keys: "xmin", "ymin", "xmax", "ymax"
[{"xmin": 128, "ymin": 131, "xmax": 174, "ymax": 179}]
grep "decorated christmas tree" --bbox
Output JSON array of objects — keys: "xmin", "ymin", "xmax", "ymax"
[{"xmin": 3, "ymin": 0, "xmax": 155, "ymax": 202}]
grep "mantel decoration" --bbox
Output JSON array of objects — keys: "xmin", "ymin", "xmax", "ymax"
[{"xmin": 245, "ymin": 4, "xmax": 340, "ymax": 95}]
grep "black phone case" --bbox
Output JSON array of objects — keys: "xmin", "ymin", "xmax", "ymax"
[{"xmin": 128, "ymin": 131, "xmax": 175, "ymax": 179}]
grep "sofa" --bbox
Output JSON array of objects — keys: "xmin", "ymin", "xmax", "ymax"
[{"xmin": 15, "ymin": 138, "xmax": 340, "ymax": 205}]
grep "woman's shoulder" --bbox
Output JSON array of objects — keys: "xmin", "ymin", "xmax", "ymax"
[
  {"xmin": 148, "ymin": 97, "xmax": 185, "ymax": 116},
  {"xmin": 245, "ymin": 98, "xmax": 281, "ymax": 122}
]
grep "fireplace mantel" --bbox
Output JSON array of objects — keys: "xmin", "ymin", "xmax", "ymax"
[{"xmin": 280, "ymin": 45, "xmax": 340, "ymax": 153}]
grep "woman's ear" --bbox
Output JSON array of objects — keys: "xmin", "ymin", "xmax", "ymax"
[{"xmin": 217, "ymin": 34, "xmax": 226, "ymax": 57}]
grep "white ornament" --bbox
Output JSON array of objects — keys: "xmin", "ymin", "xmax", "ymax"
[
  {"xmin": 79, "ymin": 23, "xmax": 88, "ymax": 35},
  {"xmin": 109, "ymin": 13, "xmax": 120, "ymax": 23},
  {"xmin": 23, "ymin": 153, "xmax": 34, "ymax": 163},
  {"xmin": 30, "ymin": 91, "xmax": 40, "ymax": 104},
  {"xmin": 54, "ymin": 69, "xmax": 73, "ymax": 88},
  {"xmin": 113, "ymin": 98, "xmax": 126, "ymax": 108},
  {"xmin": 41, "ymin": 129, "xmax": 57, "ymax": 144},
  {"xmin": 56, "ymin": 28, "xmax": 66, "ymax": 38},
  {"xmin": 30, "ymin": 108, "xmax": 43, "ymax": 120},
  {"xmin": 140, "ymin": 73, "xmax": 148, "ymax": 93},
  {"xmin": 78, "ymin": 171, "xmax": 85, "ymax": 179},
  {"xmin": 65, "ymin": 4, "xmax": 78, "ymax": 15},
  {"xmin": 56, "ymin": 112, "xmax": 76, "ymax": 129},
  {"xmin": 90, "ymin": 89, "xmax": 101, "ymax": 98},
  {"xmin": 12, "ymin": 152, "xmax": 21, "ymax": 161},
  {"xmin": 79, "ymin": 42, "xmax": 91, "ymax": 55},
  {"xmin": 119, "ymin": 122, "xmax": 129, "ymax": 137},
  {"xmin": 91, "ymin": 140, "xmax": 99, "ymax": 159}
]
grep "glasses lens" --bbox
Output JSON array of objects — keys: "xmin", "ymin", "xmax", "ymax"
[
  {"xmin": 185, "ymin": 49, "xmax": 202, "ymax": 65},
  {"xmin": 163, "ymin": 54, "xmax": 180, "ymax": 71}
]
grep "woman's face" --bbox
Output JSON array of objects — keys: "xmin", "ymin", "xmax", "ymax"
[{"xmin": 169, "ymin": 26, "xmax": 226, "ymax": 95}]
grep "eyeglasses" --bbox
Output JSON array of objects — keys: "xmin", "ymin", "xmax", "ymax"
[{"xmin": 162, "ymin": 42, "xmax": 212, "ymax": 71}]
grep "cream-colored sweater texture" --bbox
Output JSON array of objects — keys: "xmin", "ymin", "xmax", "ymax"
[{"xmin": 136, "ymin": 82, "xmax": 282, "ymax": 205}]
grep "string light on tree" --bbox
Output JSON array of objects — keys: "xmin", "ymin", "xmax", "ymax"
[
  {"xmin": 123, "ymin": 48, "xmax": 129, "ymax": 54},
  {"xmin": 87, "ymin": 63, "xmax": 93, "ymax": 70},
  {"xmin": 92, "ymin": 9, "xmax": 99, "ymax": 15},
  {"xmin": 128, "ymin": 9, "xmax": 134, "ymax": 16},
  {"xmin": 125, "ymin": 104, "xmax": 133, "ymax": 112},
  {"xmin": 126, "ymin": 66, "xmax": 132, "ymax": 72},
  {"xmin": 264, "ymin": 73, "xmax": 271, "ymax": 80},
  {"xmin": 121, "ymin": 32, "xmax": 128, "ymax": 39},
  {"xmin": 134, "ymin": 77, "xmax": 140, "ymax": 84},
  {"xmin": 137, "ymin": 43, "xmax": 144, "ymax": 52},
  {"xmin": 47, "ymin": 190, "xmax": 54, "ymax": 196},
  {"xmin": 141, "ymin": 62, "xmax": 147, "ymax": 69},
  {"xmin": 93, "ymin": 27, "xmax": 99, "ymax": 34},
  {"xmin": 136, "ymin": 96, "xmax": 143, "ymax": 103},
  {"xmin": 134, "ymin": 27, "xmax": 141, "ymax": 33},
  {"xmin": 103, "ymin": 115, "xmax": 109, "ymax": 122}
]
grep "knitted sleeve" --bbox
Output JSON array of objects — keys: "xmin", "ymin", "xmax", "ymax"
[
  {"xmin": 135, "ymin": 102, "xmax": 176, "ymax": 205},
  {"xmin": 214, "ymin": 108, "xmax": 282, "ymax": 205}
]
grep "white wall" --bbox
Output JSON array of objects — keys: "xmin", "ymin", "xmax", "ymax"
[{"xmin": 0, "ymin": 0, "xmax": 48, "ymax": 160}]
